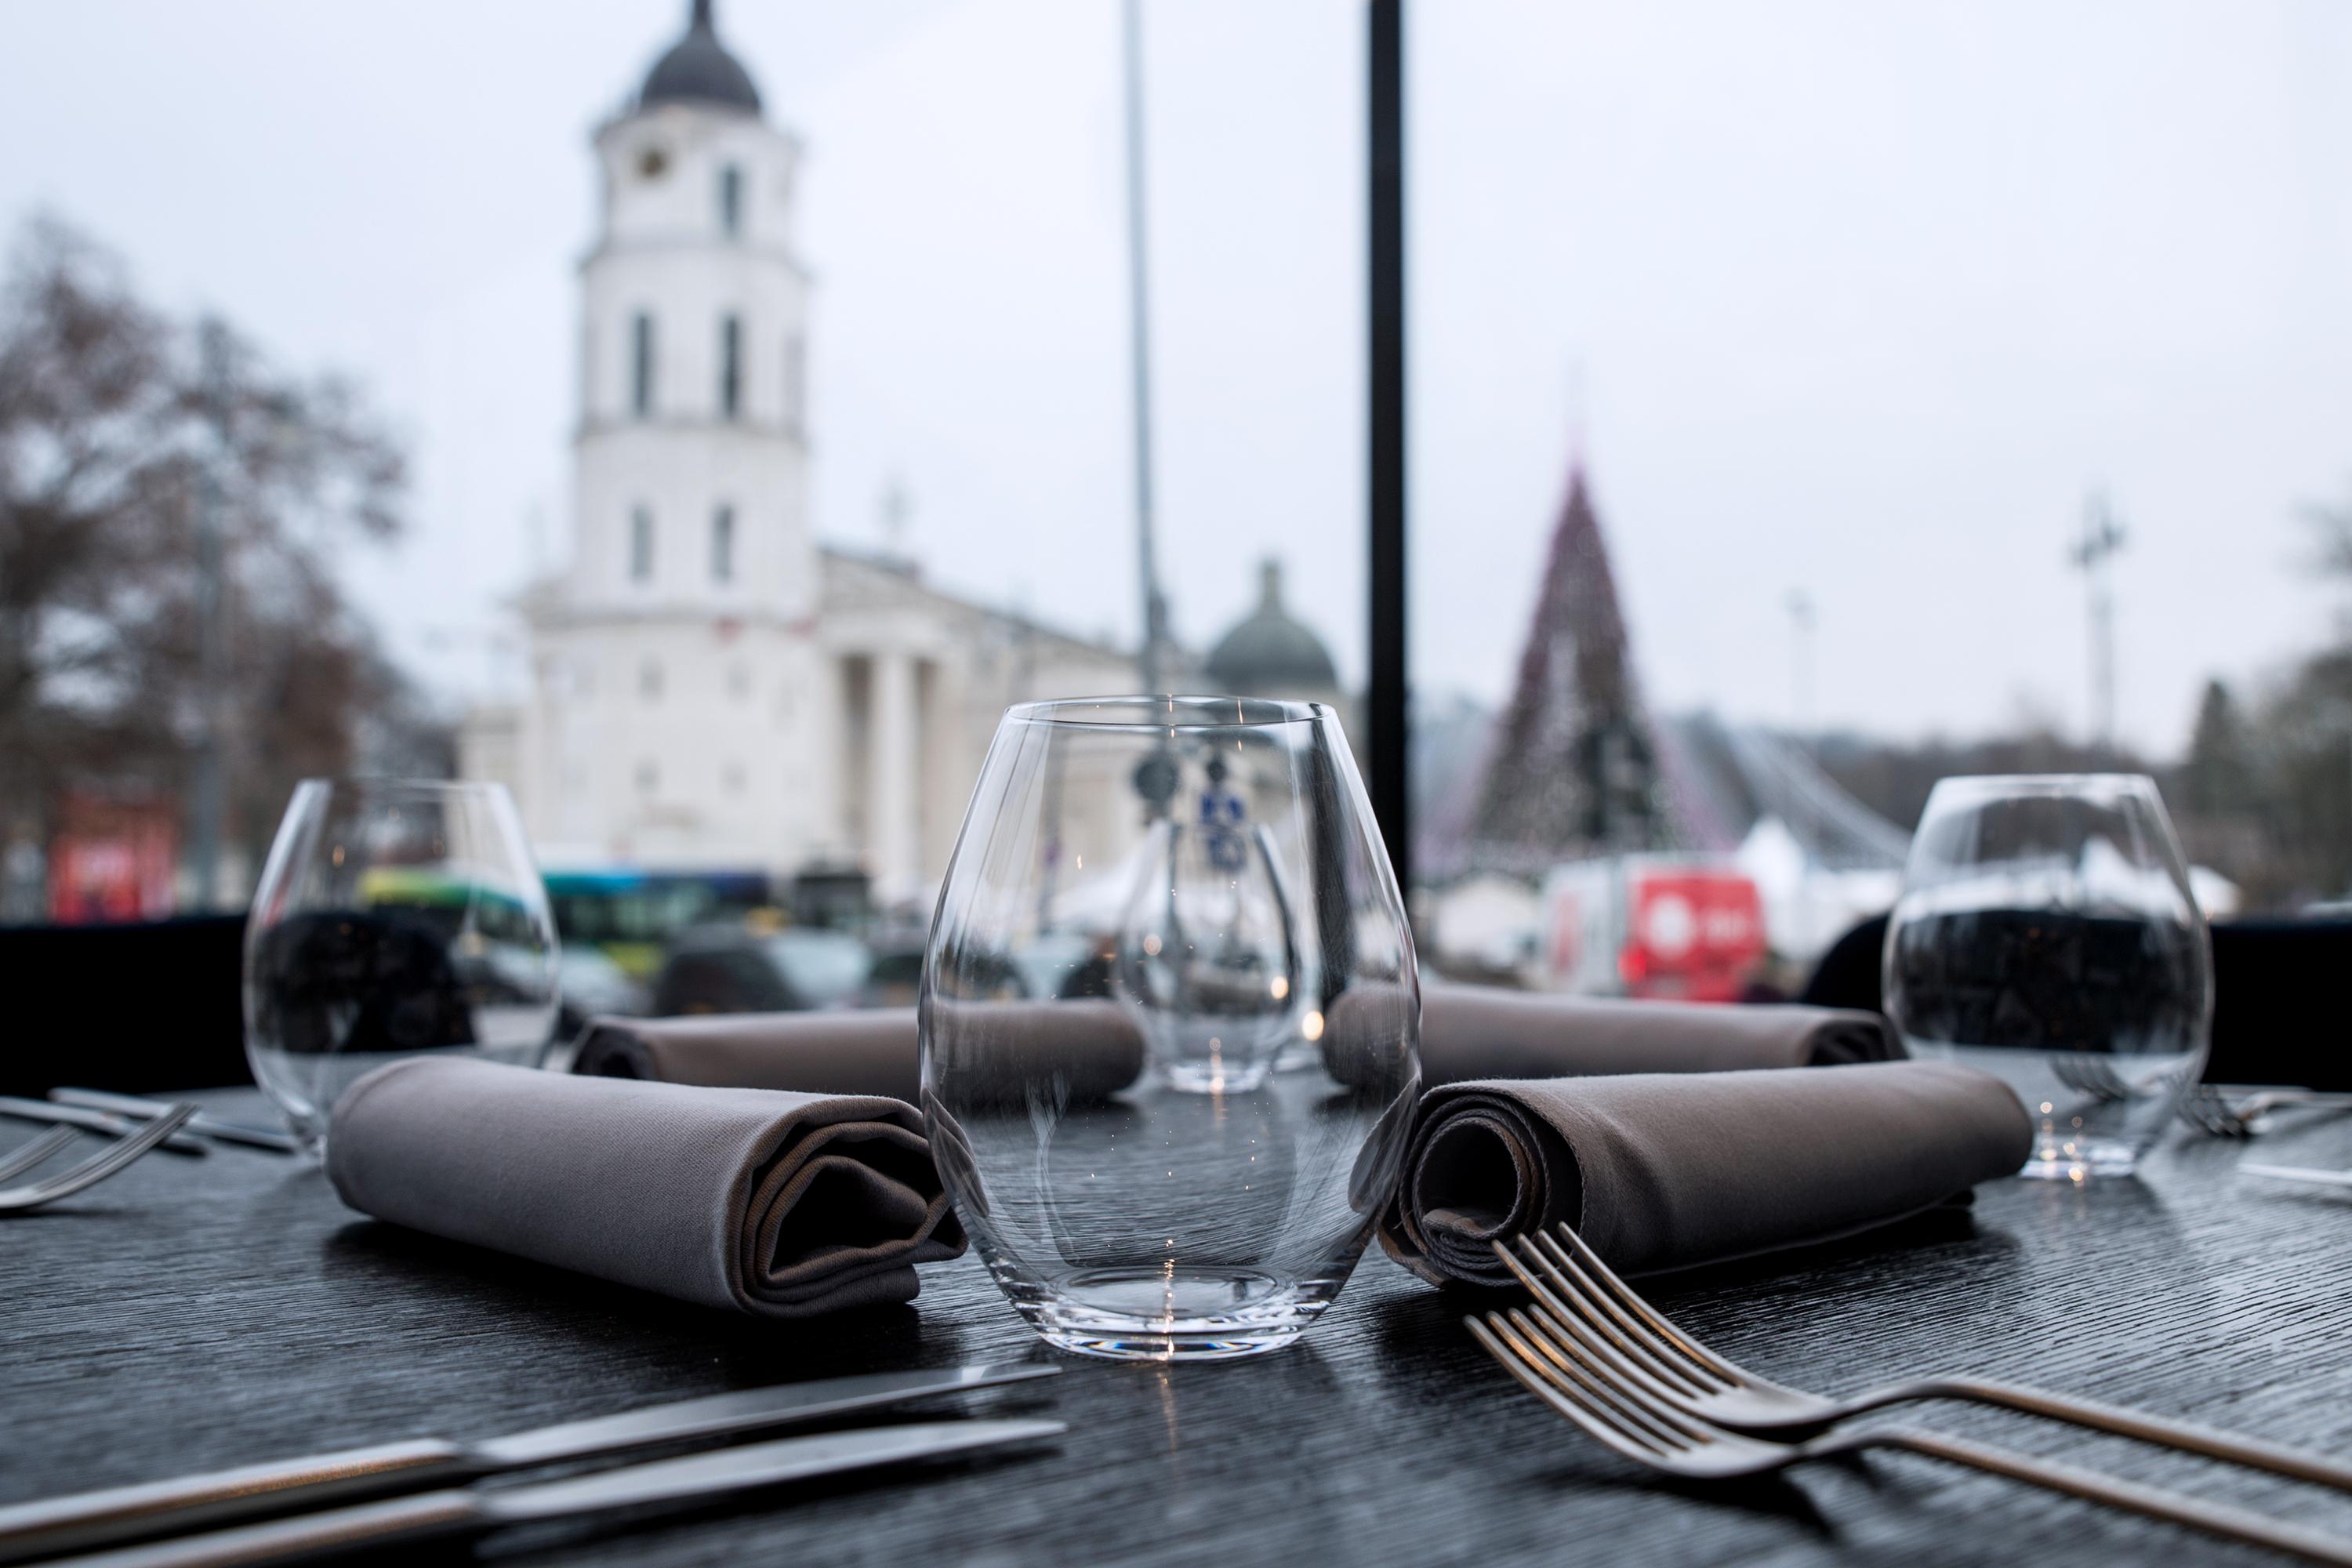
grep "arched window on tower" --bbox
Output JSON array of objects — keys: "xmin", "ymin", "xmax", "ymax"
[
  {"xmin": 630, "ymin": 311, "xmax": 655, "ymax": 418},
  {"xmin": 718, "ymin": 163, "xmax": 743, "ymax": 238},
  {"xmin": 719, "ymin": 314, "xmax": 742, "ymax": 419},
  {"xmin": 782, "ymin": 332, "xmax": 805, "ymax": 436},
  {"xmin": 711, "ymin": 505, "xmax": 735, "ymax": 583},
  {"xmin": 630, "ymin": 506, "xmax": 654, "ymax": 583}
]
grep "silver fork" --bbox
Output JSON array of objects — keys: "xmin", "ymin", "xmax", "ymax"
[
  {"xmin": 1489, "ymin": 1226, "xmax": 2352, "ymax": 1492},
  {"xmin": 0, "ymin": 1127, "xmax": 77, "ymax": 1185},
  {"xmin": 2181, "ymin": 1085, "xmax": 2352, "ymax": 1138},
  {"xmin": 0, "ymin": 1105, "xmax": 196, "ymax": 1213},
  {"xmin": 1470, "ymin": 1306, "xmax": 2352, "ymax": 1565}
]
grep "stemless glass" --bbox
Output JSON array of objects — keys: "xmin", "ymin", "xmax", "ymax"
[
  {"xmin": 1883, "ymin": 774, "xmax": 2211, "ymax": 1180},
  {"xmin": 922, "ymin": 697, "xmax": 1421, "ymax": 1360},
  {"xmin": 244, "ymin": 779, "xmax": 561, "ymax": 1156}
]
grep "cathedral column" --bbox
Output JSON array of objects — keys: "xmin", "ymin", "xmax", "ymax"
[{"xmin": 870, "ymin": 648, "xmax": 919, "ymax": 903}]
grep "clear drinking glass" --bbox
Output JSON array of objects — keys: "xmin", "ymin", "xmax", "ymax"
[
  {"xmin": 1883, "ymin": 774, "xmax": 2211, "ymax": 1180},
  {"xmin": 244, "ymin": 779, "xmax": 561, "ymax": 1156},
  {"xmin": 922, "ymin": 698, "xmax": 1421, "ymax": 1360}
]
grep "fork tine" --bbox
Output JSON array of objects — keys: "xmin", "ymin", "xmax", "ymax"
[
  {"xmin": 1494, "ymin": 1310, "xmax": 1694, "ymax": 1454},
  {"xmin": 1492, "ymin": 1239, "xmax": 1715, "ymax": 1399},
  {"xmin": 1523, "ymin": 1309, "xmax": 1753, "ymax": 1446},
  {"xmin": 1533, "ymin": 1227, "xmax": 1749, "ymax": 1388},
  {"xmin": 2179, "ymin": 1087, "xmax": 2242, "ymax": 1137},
  {"xmin": 1511, "ymin": 1290, "xmax": 1709, "ymax": 1414},
  {"xmin": 1469, "ymin": 1314, "xmax": 1679, "ymax": 1465},
  {"xmin": 1498, "ymin": 1307, "xmax": 1716, "ymax": 1451},
  {"xmin": 0, "ymin": 1126, "xmax": 78, "ymax": 1184},
  {"xmin": 1476, "ymin": 1312, "xmax": 1751, "ymax": 1472},
  {"xmin": 0, "ymin": 1105, "xmax": 195, "ymax": 1210}
]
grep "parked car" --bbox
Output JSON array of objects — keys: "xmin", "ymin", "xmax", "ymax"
[
  {"xmin": 651, "ymin": 924, "xmax": 875, "ymax": 1015},
  {"xmin": 551, "ymin": 945, "xmax": 651, "ymax": 1040}
]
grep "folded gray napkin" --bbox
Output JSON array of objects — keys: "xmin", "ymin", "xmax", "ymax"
[
  {"xmin": 1380, "ymin": 1060, "xmax": 2031, "ymax": 1287},
  {"xmin": 572, "ymin": 1000, "xmax": 1147, "ymax": 1105},
  {"xmin": 328, "ymin": 1057, "xmax": 964, "ymax": 1317},
  {"xmin": 573, "ymin": 1007, "xmax": 926, "ymax": 1097},
  {"xmin": 1330, "ymin": 982, "xmax": 1900, "ymax": 1090}
]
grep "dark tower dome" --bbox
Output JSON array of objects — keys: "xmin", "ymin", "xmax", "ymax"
[
  {"xmin": 1206, "ymin": 559, "xmax": 1340, "ymax": 695},
  {"xmin": 640, "ymin": 0, "xmax": 763, "ymax": 116}
]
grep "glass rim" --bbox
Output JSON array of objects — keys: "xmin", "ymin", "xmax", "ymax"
[
  {"xmin": 1003, "ymin": 694, "xmax": 1334, "ymax": 730},
  {"xmin": 291, "ymin": 776, "xmax": 516, "ymax": 798},
  {"xmin": 1924, "ymin": 771, "xmax": 2161, "ymax": 800}
]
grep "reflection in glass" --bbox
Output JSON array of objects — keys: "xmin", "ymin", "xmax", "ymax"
[
  {"xmin": 244, "ymin": 779, "xmax": 561, "ymax": 1156},
  {"xmin": 1883, "ymin": 774, "xmax": 2210, "ymax": 1180},
  {"xmin": 1114, "ymin": 751, "xmax": 1304, "ymax": 1093},
  {"xmin": 923, "ymin": 697, "xmax": 1419, "ymax": 1359}
]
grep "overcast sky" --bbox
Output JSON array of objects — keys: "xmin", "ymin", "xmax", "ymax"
[{"xmin": 5, "ymin": 0, "xmax": 2350, "ymax": 756}]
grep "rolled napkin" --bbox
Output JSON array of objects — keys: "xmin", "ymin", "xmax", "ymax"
[
  {"xmin": 1327, "ymin": 981, "xmax": 1899, "ymax": 1091},
  {"xmin": 574, "ymin": 1007, "xmax": 926, "ymax": 1098},
  {"xmin": 572, "ymin": 1000, "xmax": 1148, "ymax": 1105},
  {"xmin": 1380, "ymin": 1060, "xmax": 2030, "ymax": 1287},
  {"xmin": 328, "ymin": 1057, "xmax": 964, "ymax": 1317}
]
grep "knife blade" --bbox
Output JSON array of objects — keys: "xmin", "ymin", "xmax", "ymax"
[
  {"xmin": 0, "ymin": 1098, "xmax": 208, "ymax": 1158},
  {"xmin": 0, "ymin": 1361, "xmax": 1057, "ymax": 1565},
  {"xmin": 2240, "ymin": 1163, "xmax": 2352, "ymax": 1189},
  {"xmin": 46, "ymin": 1420, "xmax": 1066, "ymax": 1568},
  {"xmin": 48, "ymin": 1089, "xmax": 301, "ymax": 1154}
]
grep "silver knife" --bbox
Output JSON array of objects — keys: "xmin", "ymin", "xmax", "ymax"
[
  {"xmin": 45, "ymin": 1418, "xmax": 1066, "ymax": 1568},
  {"xmin": 48, "ymin": 1089, "xmax": 301, "ymax": 1154},
  {"xmin": 2241, "ymin": 1163, "xmax": 2352, "ymax": 1189},
  {"xmin": 0, "ymin": 1098, "xmax": 208, "ymax": 1158},
  {"xmin": 0, "ymin": 1361, "xmax": 1058, "ymax": 1564}
]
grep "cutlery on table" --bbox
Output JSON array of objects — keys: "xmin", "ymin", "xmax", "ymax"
[
  {"xmin": 1481, "ymin": 1223, "xmax": 2352, "ymax": 1493},
  {"xmin": 47, "ymin": 1089, "xmax": 299, "ymax": 1154},
  {"xmin": 0, "ymin": 1108, "xmax": 196, "ymax": 1216},
  {"xmin": 0, "ymin": 1361, "xmax": 1058, "ymax": 1565},
  {"xmin": 2241, "ymin": 1163, "xmax": 2352, "ymax": 1189},
  {"xmin": 43, "ymin": 1419, "xmax": 1066, "ymax": 1568},
  {"xmin": 2181, "ymin": 1086, "xmax": 2352, "ymax": 1138},
  {"xmin": 1472, "ymin": 1308, "xmax": 2352, "ymax": 1565},
  {"xmin": 0, "ymin": 1099, "xmax": 207, "ymax": 1159}
]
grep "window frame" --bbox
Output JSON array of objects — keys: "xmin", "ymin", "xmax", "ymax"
[
  {"xmin": 718, "ymin": 162, "xmax": 743, "ymax": 238},
  {"xmin": 630, "ymin": 310, "xmax": 655, "ymax": 419},
  {"xmin": 719, "ymin": 313, "xmax": 742, "ymax": 420},
  {"xmin": 711, "ymin": 503, "xmax": 736, "ymax": 583},
  {"xmin": 628, "ymin": 504, "xmax": 655, "ymax": 584}
]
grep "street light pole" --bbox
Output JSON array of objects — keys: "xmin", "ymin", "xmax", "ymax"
[
  {"xmin": 1367, "ymin": 0, "xmax": 1410, "ymax": 891},
  {"xmin": 1120, "ymin": 0, "xmax": 1166, "ymax": 695},
  {"xmin": 2071, "ymin": 492, "xmax": 2128, "ymax": 758},
  {"xmin": 1785, "ymin": 589, "xmax": 1815, "ymax": 740},
  {"xmin": 187, "ymin": 318, "xmax": 233, "ymax": 911}
]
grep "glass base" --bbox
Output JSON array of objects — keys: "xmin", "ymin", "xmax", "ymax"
[
  {"xmin": 1160, "ymin": 1059, "xmax": 1276, "ymax": 1095},
  {"xmin": 1017, "ymin": 1268, "xmax": 1328, "ymax": 1360},
  {"xmin": 2017, "ymin": 1132, "xmax": 2142, "ymax": 1181}
]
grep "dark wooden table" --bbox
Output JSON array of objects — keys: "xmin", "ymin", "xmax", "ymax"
[{"xmin": 7, "ymin": 1091, "xmax": 2352, "ymax": 1567}]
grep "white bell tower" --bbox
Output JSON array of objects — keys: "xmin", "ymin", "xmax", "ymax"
[{"xmin": 517, "ymin": 0, "xmax": 831, "ymax": 868}]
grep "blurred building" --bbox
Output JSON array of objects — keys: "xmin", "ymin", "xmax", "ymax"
[
  {"xmin": 459, "ymin": 2, "xmax": 1133, "ymax": 905},
  {"xmin": 1203, "ymin": 558, "xmax": 1349, "ymax": 724}
]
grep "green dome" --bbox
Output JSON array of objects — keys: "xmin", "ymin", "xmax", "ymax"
[
  {"xmin": 641, "ymin": 0, "xmax": 762, "ymax": 115},
  {"xmin": 1206, "ymin": 560, "xmax": 1338, "ymax": 694}
]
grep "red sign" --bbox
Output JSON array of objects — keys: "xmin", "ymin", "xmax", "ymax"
[
  {"xmin": 49, "ymin": 793, "xmax": 178, "ymax": 924},
  {"xmin": 1621, "ymin": 870, "xmax": 1765, "ymax": 1003}
]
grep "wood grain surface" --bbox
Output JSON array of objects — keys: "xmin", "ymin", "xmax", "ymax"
[{"xmin": 5, "ymin": 1091, "xmax": 2351, "ymax": 1567}]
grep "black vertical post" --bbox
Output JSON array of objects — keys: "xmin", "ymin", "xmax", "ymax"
[{"xmin": 1367, "ymin": 0, "xmax": 1410, "ymax": 893}]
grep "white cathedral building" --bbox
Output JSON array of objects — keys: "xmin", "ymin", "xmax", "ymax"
[
  {"xmin": 460, "ymin": 2, "xmax": 1143, "ymax": 906},
  {"xmin": 460, "ymin": 2, "xmax": 1346, "ymax": 908}
]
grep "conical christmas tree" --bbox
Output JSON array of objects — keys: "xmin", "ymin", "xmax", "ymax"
[{"xmin": 1465, "ymin": 465, "xmax": 1675, "ymax": 869}]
